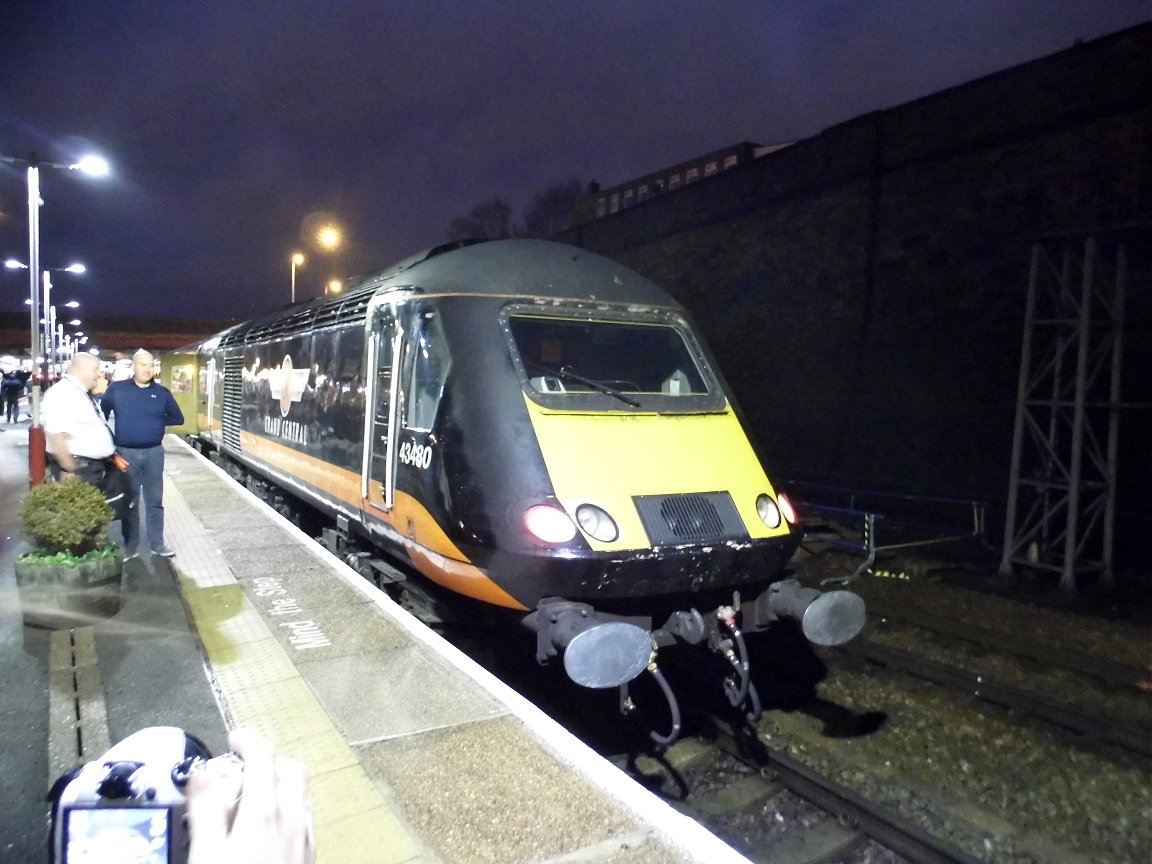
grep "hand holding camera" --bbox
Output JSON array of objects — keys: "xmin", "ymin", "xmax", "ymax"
[
  {"xmin": 187, "ymin": 728, "xmax": 314, "ymax": 864},
  {"xmin": 51, "ymin": 726, "xmax": 313, "ymax": 864}
]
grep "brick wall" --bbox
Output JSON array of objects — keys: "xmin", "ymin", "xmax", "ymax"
[{"xmin": 558, "ymin": 24, "xmax": 1151, "ymax": 519}]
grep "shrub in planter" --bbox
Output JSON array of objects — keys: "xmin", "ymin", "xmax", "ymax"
[
  {"xmin": 20, "ymin": 478, "xmax": 114, "ymax": 562},
  {"xmin": 17, "ymin": 479, "xmax": 121, "ymax": 626}
]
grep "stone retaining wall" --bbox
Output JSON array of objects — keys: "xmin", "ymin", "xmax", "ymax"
[{"xmin": 558, "ymin": 24, "xmax": 1151, "ymax": 531}]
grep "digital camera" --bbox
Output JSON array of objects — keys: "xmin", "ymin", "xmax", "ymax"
[{"xmin": 49, "ymin": 726, "xmax": 241, "ymax": 864}]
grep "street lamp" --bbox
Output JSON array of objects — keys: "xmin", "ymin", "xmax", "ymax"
[
  {"xmin": 5, "ymin": 260, "xmax": 86, "ymax": 371},
  {"xmin": 9, "ymin": 262, "xmax": 86, "ymax": 378},
  {"xmin": 316, "ymin": 224, "xmax": 342, "ymax": 252},
  {"xmin": 0, "ymin": 149, "xmax": 109, "ymax": 484},
  {"xmin": 5, "ymin": 260, "xmax": 84, "ymax": 274},
  {"xmin": 290, "ymin": 252, "xmax": 305, "ymax": 303},
  {"xmin": 325, "ymin": 279, "xmax": 343, "ymax": 296}
]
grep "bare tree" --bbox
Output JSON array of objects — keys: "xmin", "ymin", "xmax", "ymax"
[
  {"xmin": 447, "ymin": 197, "xmax": 516, "ymax": 242},
  {"xmin": 522, "ymin": 179, "xmax": 585, "ymax": 239},
  {"xmin": 446, "ymin": 179, "xmax": 594, "ymax": 243}
]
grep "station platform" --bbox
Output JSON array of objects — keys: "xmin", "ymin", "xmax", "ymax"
[{"xmin": 0, "ymin": 423, "xmax": 751, "ymax": 864}]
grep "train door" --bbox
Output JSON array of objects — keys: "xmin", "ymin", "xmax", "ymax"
[
  {"xmin": 159, "ymin": 352, "xmax": 198, "ymax": 435},
  {"xmin": 361, "ymin": 303, "xmax": 403, "ymax": 513}
]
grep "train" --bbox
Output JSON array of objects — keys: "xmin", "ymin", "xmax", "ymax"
[{"xmin": 166, "ymin": 238, "xmax": 864, "ymax": 742}]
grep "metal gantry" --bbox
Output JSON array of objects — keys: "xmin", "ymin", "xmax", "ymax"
[{"xmin": 1000, "ymin": 237, "xmax": 1127, "ymax": 592}]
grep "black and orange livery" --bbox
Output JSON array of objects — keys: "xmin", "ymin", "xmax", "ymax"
[{"xmin": 171, "ymin": 240, "xmax": 863, "ymax": 729}]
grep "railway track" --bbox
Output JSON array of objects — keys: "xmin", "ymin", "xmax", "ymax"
[
  {"xmin": 836, "ymin": 637, "xmax": 1152, "ymax": 758},
  {"xmin": 610, "ymin": 720, "xmax": 984, "ymax": 864},
  {"xmin": 591, "ymin": 601, "xmax": 1150, "ymax": 864},
  {"xmin": 864, "ymin": 599, "xmax": 1149, "ymax": 693}
]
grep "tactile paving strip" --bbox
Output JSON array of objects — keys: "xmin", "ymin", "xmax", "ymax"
[{"xmin": 163, "ymin": 472, "xmax": 429, "ymax": 864}]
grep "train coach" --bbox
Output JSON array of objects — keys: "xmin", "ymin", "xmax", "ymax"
[{"xmin": 166, "ymin": 239, "xmax": 864, "ymax": 741}]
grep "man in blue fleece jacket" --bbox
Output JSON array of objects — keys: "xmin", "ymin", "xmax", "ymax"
[{"xmin": 102, "ymin": 349, "xmax": 184, "ymax": 559}]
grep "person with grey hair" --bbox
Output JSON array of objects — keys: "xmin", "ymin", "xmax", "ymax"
[
  {"xmin": 102, "ymin": 349, "xmax": 184, "ymax": 560},
  {"xmin": 41, "ymin": 354, "xmax": 116, "ymax": 483}
]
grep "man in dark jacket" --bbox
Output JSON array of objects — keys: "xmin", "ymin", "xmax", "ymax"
[
  {"xmin": 102, "ymin": 349, "xmax": 184, "ymax": 559},
  {"xmin": 2, "ymin": 369, "xmax": 24, "ymax": 423}
]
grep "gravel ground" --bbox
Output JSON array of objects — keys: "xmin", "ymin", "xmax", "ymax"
[
  {"xmin": 794, "ymin": 547, "xmax": 1151, "ymax": 671},
  {"xmin": 863, "ymin": 619, "xmax": 1151, "ymax": 729},
  {"xmin": 757, "ymin": 547, "xmax": 1152, "ymax": 864}
]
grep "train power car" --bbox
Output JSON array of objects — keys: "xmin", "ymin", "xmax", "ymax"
[{"xmin": 172, "ymin": 239, "xmax": 864, "ymax": 740}]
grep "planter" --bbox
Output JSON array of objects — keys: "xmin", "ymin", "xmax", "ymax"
[{"xmin": 14, "ymin": 555, "xmax": 123, "ymax": 628}]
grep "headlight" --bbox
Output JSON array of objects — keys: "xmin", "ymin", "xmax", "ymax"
[
  {"xmin": 778, "ymin": 492, "xmax": 797, "ymax": 525},
  {"xmin": 524, "ymin": 504, "xmax": 577, "ymax": 543},
  {"xmin": 756, "ymin": 494, "xmax": 782, "ymax": 528},
  {"xmin": 575, "ymin": 504, "xmax": 619, "ymax": 542}
]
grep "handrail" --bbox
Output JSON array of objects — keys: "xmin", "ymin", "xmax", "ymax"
[{"xmin": 789, "ymin": 485, "xmax": 989, "ymax": 585}]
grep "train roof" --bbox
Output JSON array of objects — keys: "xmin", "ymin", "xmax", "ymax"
[
  {"xmin": 360, "ymin": 238, "xmax": 678, "ymax": 306},
  {"xmin": 207, "ymin": 240, "xmax": 685, "ymax": 349}
]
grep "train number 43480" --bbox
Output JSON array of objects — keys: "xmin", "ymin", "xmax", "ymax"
[{"xmin": 398, "ymin": 440, "xmax": 433, "ymax": 469}]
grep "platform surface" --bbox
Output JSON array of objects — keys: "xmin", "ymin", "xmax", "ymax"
[{"xmin": 0, "ymin": 422, "xmax": 751, "ymax": 864}]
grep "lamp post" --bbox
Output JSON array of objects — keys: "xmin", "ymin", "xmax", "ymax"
[
  {"xmin": 325, "ymin": 278, "xmax": 343, "ymax": 297},
  {"xmin": 61, "ymin": 318, "xmax": 83, "ymax": 363},
  {"xmin": 6, "ymin": 260, "xmax": 86, "ymax": 380},
  {"xmin": 44, "ymin": 272, "xmax": 55, "ymax": 374},
  {"xmin": 0, "ymin": 150, "xmax": 109, "ymax": 485},
  {"xmin": 290, "ymin": 252, "xmax": 305, "ymax": 303}
]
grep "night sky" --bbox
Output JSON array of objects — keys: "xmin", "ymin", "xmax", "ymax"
[{"xmin": 1, "ymin": 1, "xmax": 1148, "ymax": 322}]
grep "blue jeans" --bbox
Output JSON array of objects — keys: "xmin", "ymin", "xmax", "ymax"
[{"xmin": 119, "ymin": 445, "xmax": 167, "ymax": 552}]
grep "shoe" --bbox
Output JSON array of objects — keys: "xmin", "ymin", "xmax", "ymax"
[
  {"xmin": 123, "ymin": 551, "xmax": 140, "ymax": 562},
  {"xmin": 154, "ymin": 545, "xmax": 176, "ymax": 558}
]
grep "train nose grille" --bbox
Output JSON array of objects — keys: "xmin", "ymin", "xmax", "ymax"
[{"xmin": 634, "ymin": 492, "xmax": 748, "ymax": 545}]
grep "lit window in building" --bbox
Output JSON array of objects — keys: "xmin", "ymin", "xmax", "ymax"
[
  {"xmin": 638, "ymin": 183, "xmax": 649, "ymax": 202},
  {"xmin": 723, "ymin": 155, "xmax": 738, "ymax": 169},
  {"xmin": 596, "ymin": 198, "xmax": 606, "ymax": 217},
  {"xmin": 609, "ymin": 193, "xmax": 619, "ymax": 213},
  {"xmin": 686, "ymin": 168, "xmax": 699, "ymax": 183},
  {"xmin": 668, "ymin": 174, "xmax": 681, "ymax": 190},
  {"xmin": 622, "ymin": 189, "xmax": 633, "ymax": 207},
  {"xmin": 704, "ymin": 161, "xmax": 717, "ymax": 176}
]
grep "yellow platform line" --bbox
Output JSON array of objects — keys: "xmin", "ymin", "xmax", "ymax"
[{"xmin": 165, "ymin": 480, "xmax": 428, "ymax": 864}]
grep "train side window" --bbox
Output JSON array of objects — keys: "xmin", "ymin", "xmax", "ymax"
[
  {"xmin": 375, "ymin": 342, "xmax": 393, "ymax": 422},
  {"xmin": 403, "ymin": 312, "xmax": 451, "ymax": 432}
]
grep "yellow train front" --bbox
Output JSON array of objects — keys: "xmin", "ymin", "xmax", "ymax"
[{"xmin": 173, "ymin": 239, "xmax": 864, "ymax": 736}]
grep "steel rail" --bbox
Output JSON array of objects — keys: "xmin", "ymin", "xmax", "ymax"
[
  {"xmin": 866, "ymin": 599, "xmax": 1150, "ymax": 691},
  {"xmin": 710, "ymin": 718, "xmax": 985, "ymax": 864},
  {"xmin": 840, "ymin": 639, "xmax": 1152, "ymax": 758}
]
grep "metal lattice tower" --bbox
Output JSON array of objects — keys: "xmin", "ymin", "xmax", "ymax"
[{"xmin": 1000, "ymin": 238, "xmax": 1127, "ymax": 593}]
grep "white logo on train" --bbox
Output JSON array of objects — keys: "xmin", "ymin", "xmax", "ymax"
[{"xmin": 267, "ymin": 355, "xmax": 309, "ymax": 418}]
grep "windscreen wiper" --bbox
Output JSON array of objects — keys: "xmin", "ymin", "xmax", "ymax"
[{"xmin": 556, "ymin": 365, "xmax": 641, "ymax": 407}]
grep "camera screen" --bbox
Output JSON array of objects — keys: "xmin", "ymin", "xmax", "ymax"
[{"xmin": 64, "ymin": 806, "xmax": 170, "ymax": 864}]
